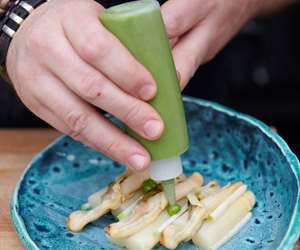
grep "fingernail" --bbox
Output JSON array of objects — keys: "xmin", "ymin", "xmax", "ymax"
[
  {"xmin": 139, "ymin": 84, "xmax": 156, "ymax": 100},
  {"xmin": 144, "ymin": 119, "xmax": 163, "ymax": 138},
  {"xmin": 128, "ymin": 154, "xmax": 147, "ymax": 170}
]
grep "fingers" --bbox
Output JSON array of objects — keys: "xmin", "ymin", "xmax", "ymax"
[
  {"xmin": 169, "ymin": 37, "xmax": 179, "ymax": 48},
  {"xmin": 161, "ymin": 0, "xmax": 215, "ymax": 38},
  {"xmin": 62, "ymin": 9, "xmax": 156, "ymax": 101},
  {"xmin": 172, "ymin": 23, "xmax": 213, "ymax": 89},
  {"xmin": 15, "ymin": 85, "xmax": 69, "ymax": 134},
  {"xmin": 29, "ymin": 69, "xmax": 151, "ymax": 171},
  {"xmin": 42, "ymin": 34, "xmax": 163, "ymax": 140}
]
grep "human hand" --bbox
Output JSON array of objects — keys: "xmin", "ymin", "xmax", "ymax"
[
  {"xmin": 6, "ymin": 0, "xmax": 164, "ymax": 171},
  {"xmin": 161, "ymin": 0, "xmax": 259, "ymax": 89}
]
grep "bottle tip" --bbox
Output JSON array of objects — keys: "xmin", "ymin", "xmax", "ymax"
[{"xmin": 149, "ymin": 156, "xmax": 183, "ymax": 181}]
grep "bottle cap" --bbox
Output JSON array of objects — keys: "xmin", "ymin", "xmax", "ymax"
[{"xmin": 149, "ymin": 156, "xmax": 183, "ymax": 181}]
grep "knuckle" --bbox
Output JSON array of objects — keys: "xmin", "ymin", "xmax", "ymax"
[
  {"xmin": 79, "ymin": 74, "xmax": 103, "ymax": 101},
  {"xmin": 122, "ymin": 101, "xmax": 144, "ymax": 126},
  {"xmin": 18, "ymin": 91, "xmax": 35, "ymax": 110},
  {"xmin": 124, "ymin": 66, "xmax": 148, "ymax": 94},
  {"xmin": 103, "ymin": 139, "xmax": 122, "ymax": 159},
  {"xmin": 80, "ymin": 34, "xmax": 111, "ymax": 61},
  {"xmin": 15, "ymin": 64, "xmax": 29, "ymax": 82},
  {"xmin": 165, "ymin": 15, "xmax": 180, "ymax": 37},
  {"xmin": 60, "ymin": 0, "xmax": 75, "ymax": 12},
  {"xmin": 186, "ymin": 54, "xmax": 199, "ymax": 73},
  {"xmin": 65, "ymin": 110, "xmax": 88, "ymax": 139},
  {"xmin": 25, "ymin": 27, "xmax": 47, "ymax": 54}
]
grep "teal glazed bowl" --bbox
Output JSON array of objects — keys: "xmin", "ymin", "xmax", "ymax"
[{"xmin": 11, "ymin": 97, "xmax": 300, "ymax": 250}]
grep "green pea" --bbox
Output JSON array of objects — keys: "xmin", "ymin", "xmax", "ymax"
[
  {"xmin": 143, "ymin": 179, "xmax": 158, "ymax": 193},
  {"xmin": 80, "ymin": 203, "xmax": 91, "ymax": 211},
  {"xmin": 167, "ymin": 203, "xmax": 181, "ymax": 216},
  {"xmin": 207, "ymin": 214, "xmax": 214, "ymax": 221}
]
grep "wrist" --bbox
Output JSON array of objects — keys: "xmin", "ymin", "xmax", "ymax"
[{"xmin": 0, "ymin": 0, "xmax": 48, "ymax": 67}]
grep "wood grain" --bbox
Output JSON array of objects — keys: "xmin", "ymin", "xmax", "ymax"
[
  {"xmin": 0, "ymin": 129, "xmax": 60, "ymax": 250},
  {"xmin": 0, "ymin": 129, "xmax": 298, "ymax": 250}
]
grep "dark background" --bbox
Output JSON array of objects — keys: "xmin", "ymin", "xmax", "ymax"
[{"xmin": 0, "ymin": 2, "xmax": 299, "ymax": 156}]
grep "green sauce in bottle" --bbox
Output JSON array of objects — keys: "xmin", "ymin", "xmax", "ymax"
[{"xmin": 100, "ymin": 0, "xmax": 189, "ymax": 215}]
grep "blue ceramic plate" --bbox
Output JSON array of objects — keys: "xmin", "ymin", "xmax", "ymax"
[{"xmin": 11, "ymin": 97, "xmax": 300, "ymax": 250}]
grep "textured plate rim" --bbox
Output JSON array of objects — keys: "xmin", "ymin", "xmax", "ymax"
[{"xmin": 10, "ymin": 96, "xmax": 300, "ymax": 250}]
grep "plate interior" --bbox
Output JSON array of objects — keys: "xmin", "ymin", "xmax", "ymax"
[{"xmin": 13, "ymin": 100, "xmax": 299, "ymax": 250}]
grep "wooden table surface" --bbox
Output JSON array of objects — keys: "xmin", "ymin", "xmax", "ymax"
[
  {"xmin": 0, "ymin": 128, "xmax": 299, "ymax": 250},
  {"xmin": 0, "ymin": 129, "xmax": 60, "ymax": 250}
]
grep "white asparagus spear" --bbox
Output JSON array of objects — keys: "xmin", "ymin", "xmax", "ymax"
[
  {"xmin": 161, "ymin": 206, "xmax": 206, "ymax": 249},
  {"xmin": 192, "ymin": 191, "xmax": 256, "ymax": 250},
  {"xmin": 67, "ymin": 171, "xmax": 149, "ymax": 232},
  {"xmin": 108, "ymin": 200, "xmax": 188, "ymax": 250},
  {"xmin": 160, "ymin": 182, "xmax": 248, "ymax": 249},
  {"xmin": 110, "ymin": 211, "xmax": 170, "ymax": 250},
  {"xmin": 159, "ymin": 182, "xmax": 220, "ymax": 249},
  {"xmin": 212, "ymin": 212, "xmax": 252, "ymax": 250},
  {"xmin": 112, "ymin": 191, "xmax": 144, "ymax": 220},
  {"xmin": 209, "ymin": 184, "xmax": 247, "ymax": 220},
  {"xmin": 120, "ymin": 171, "xmax": 150, "ymax": 198},
  {"xmin": 106, "ymin": 173, "xmax": 203, "ymax": 238},
  {"xmin": 201, "ymin": 182, "xmax": 243, "ymax": 212},
  {"xmin": 111, "ymin": 174, "xmax": 187, "ymax": 219},
  {"xmin": 198, "ymin": 181, "xmax": 220, "ymax": 198},
  {"xmin": 109, "ymin": 180, "xmax": 230, "ymax": 250}
]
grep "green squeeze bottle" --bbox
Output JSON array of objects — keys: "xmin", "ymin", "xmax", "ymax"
[{"xmin": 100, "ymin": 0, "xmax": 189, "ymax": 215}]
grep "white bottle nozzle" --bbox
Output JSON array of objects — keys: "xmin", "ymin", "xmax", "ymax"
[{"xmin": 149, "ymin": 156, "xmax": 183, "ymax": 181}]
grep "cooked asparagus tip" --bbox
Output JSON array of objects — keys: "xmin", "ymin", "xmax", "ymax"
[
  {"xmin": 67, "ymin": 172, "xmax": 149, "ymax": 232},
  {"xmin": 67, "ymin": 182, "xmax": 122, "ymax": 232},
  {"xmin": 80, "ymin": 203, "xmax": 92, "ymax": 211},
  {"xmin": 106, "ymin": 173, "xmax": 203, "ymax": 238},
  {"xmin": 192, "ymin": 191, "xmax": 256, "ymax": 250},
  {"xmin": 143, "ymin": 179, "xmax": 158, "ymax": 193}
]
